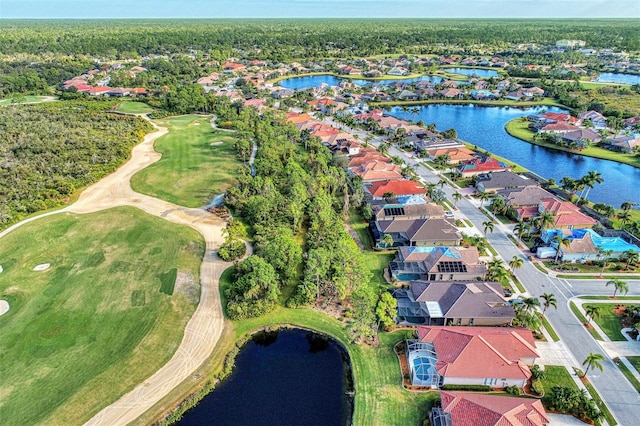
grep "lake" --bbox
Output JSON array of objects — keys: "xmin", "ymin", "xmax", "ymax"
[
  {"xmin": 595, "ymin": 72, "xmax": 640, "ymax": 85},
  {"xmin": 387, "ymin": 104, "xmax": 640, "ymax": 206},
  {"xmin": 278, "ymin": 74, "xmax": 444, "ymax": 90},
  {"xmin": 177, "ymin": 329, "xmax": 353, "ymax": 426},
  {"xmin": 446, "ymin": 67, "xmax": 499, "ymax": 78}
]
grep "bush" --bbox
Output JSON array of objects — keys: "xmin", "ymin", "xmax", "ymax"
[
  {"xmin": 505, "ymin": 385, "xmax": 521, "ymax": 395},
  {"xmin": 532, "ymin": 380, "xmax": 544, "ymax": 395},
  {"xmin": 441, "ymin": 384, "xmax": 491, "ymax": 392},
  {"xmin": 218, "ymin": 238, "xmax": 246, "ymax": 261}
]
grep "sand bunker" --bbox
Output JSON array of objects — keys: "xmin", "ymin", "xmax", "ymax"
[
  {"xmin": 0, "ymin": 300, "xmax": 9, "ymax": 316},
  {"xmin": 33, "ymin": 263, "xmax": 51, "ymax": 271},
  {"xmin": 194, "ymin": 122, "xmax": 201, "ymax": 126},
  {"xmin": 210, "ymin": 142, "xmax": 223, "ymax": 146},
  {"xmin": 0, "ymin": 265, "xmax": 3, "ymax": 273}
]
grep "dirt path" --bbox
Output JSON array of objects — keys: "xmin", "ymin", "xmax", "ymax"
[{"xmin": 0, "ymin": 117, "xmax": 230, "ymax": 426}]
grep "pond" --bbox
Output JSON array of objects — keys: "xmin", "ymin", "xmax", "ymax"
[
  {"xmin": 387, "ymin": 104, "xmax": 640, "ymax": 206},
  {"xmin": 177, "ymin": 328, "xmax": 353, "ymax": 426},
  {"xmin": 278, "ymin": 74, "xmax": 444, "ymax": 90},
  {"xmin": 445, "ymin": 67, "xmax": 500, "ymax": 78},
  {"xmin": 595, "ymin": 72, "xmax": 640, "ymax": 85}
]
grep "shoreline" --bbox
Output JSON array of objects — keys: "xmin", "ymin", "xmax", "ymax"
[{"xmin": 504, "ymin": 118, "xmax": 640, "ymax": 170}]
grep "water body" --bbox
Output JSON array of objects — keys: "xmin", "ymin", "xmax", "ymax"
[
  {"xmin": 595, "ymin": 72, "xmax": 640, "ymax": 85},
  {"xmin": 446, "ymin": 67, "xmax": 499, "ymax": 78},
  {"xmin": 278, "ymin": 74, "xmax": 444, "ymax": 90},
  {"xmin": 178, "ymin": 329, "xmax": 353, "ymax": 426},
  {"xmin": 387, "ymin": 104, "xmax": 640, "ymax": 206}
]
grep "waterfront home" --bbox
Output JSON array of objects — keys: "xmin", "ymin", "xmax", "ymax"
[
  {"xmin": 470, "ymin": 89, "xmax": 496, "ymax": 100},
  {"xmin": 457, "ymin": 157, "xmax": 511, "ymax": 177},
  {"xmin": 374, "ymin": 218, "xmax": 460, "ymax": 247},
  {"xmin": 390, "ymin": 246, "xmax": 485, "ymax": 281},
  {"xmin": 579, "ymin": 110, "xmax": 608, "ymax": 129},
  {"xmin": 367, "ymin": 179, "xmax": 426, "ymax": 200},
  {"xmin": 349, "ymin": 160, "xmax": 403, "ymax": 182},
  {"xmin": 406, "ymin": 327, "xmax": 536, "ymax": 389},
  {"xmin": 538, "ymin": 198, "xmax": 597, "ymax": 229},
  {"xmin": 431, "ymin": 391, "xmax": 549, "ymax": 426},
  {"xmin": 495, "ymin": 186, "xmax": 558, "ymax": 220},
  {"xmin": 415, "ymin": 137, "xmax": 465, "ymax": 154},
  {"xmin": 372, "ymin": 199, "xmax": 444, "ymax": 221},
  {"xmin": 440, "ymin": 88, "xmax": 463, "ymax": 99},
  {"xmin": 475, "ymin": 171, "xmax": 537, "ymax": 194},
  {"xmin": 561, "ymin": 128, "xmax": 602, "ymax": 145},
  {"xmin": 542, "ymin": 228, "xmax": 640, "ymax": 262},
  {"xmin": 603, "ymin": 135, "xmax": 640, "ymax": 154},
  {"xmin": 396, "ymin": 282, "xmax": 514, "ymax": 328},
  {"xmin": 347, "ymin": 152, "xmax": 391, "ymax": 168},
  {"xmin": 425, "ymin": 147, "xmax": 476, "ymax": 165}
]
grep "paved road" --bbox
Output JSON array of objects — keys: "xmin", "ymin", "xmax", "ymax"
[{"xmin": 325, "ymin": 118, "xmax": 640, "ymax": 425}]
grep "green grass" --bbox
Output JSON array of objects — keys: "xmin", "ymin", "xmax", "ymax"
[
  {"xmin": 569, "ymin": 302, "xmax": 602, "ymax": 340},
  {"xmin": 159, "ymin": 267, "xmax": 178, "ymax": 295},
  {"xmin": 615, "ymin": 359, "xmax": 640, "ymax": 394},
  {"xmin": 628, "ymin": 357, "xmax": 640, "ymax": 371},
  {"xmin": 505, "ymin": 119, "xmax": 640, "ymax": 169},
  {"xmin": 0, "ymin": 207, "xmax": 205, "ymax": 426},
  {"xmin": 540, "ymin": 315, "xmax": 561, "ymax": 342},
  {"xmin": 580, "ymin": 296, "xmax": 640, "ymax": 300},
  {"xmin": 116, "ymin": 101, "xmax": 154, "ymax": 114},
  {"xmin": 583, "ymin": 304, "xmax": 627, "ymax": 341},
  {"xmin": 541, "ymin": 365, "xmax": 578, "ymax": 395},
  {"xmin": 0, "ymin": 95, "xmax": 54, "ymax": 106},
  {"xmin": 131, "ymin": 114, "xmax": 241, "ymax": 207}
]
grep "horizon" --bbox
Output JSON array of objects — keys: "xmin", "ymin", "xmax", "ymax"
[{"xmin": 1, "ymin": 0, "xmax": 639, "ymax": 19}]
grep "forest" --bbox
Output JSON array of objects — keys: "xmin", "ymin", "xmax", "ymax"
[
  {"xmin": 0, "ymin": 19, "xmax": 638, "ymax": 60},
  {"xmin": 0, "ymin": 101, "xmax": 153, "ymax": 227}
]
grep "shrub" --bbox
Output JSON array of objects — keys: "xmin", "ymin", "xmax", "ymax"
[
  {"xmin": 218, "ymin": 238, "xmax": 246, "ymax": 261},
  {"xmin": 532, "ymin": 380, "xmax": 544, "ymax": 395},
  {"xmin": 505, "ymin": 385, "xmax": 521, "ymax": 395},
  {"xmin": 441, "ymin": 384, "xmax": 491, "ymax": 392}
]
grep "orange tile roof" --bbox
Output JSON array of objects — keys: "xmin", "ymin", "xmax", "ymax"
[
  {"xmin": 440, "ymin": 391, "xmax": 549, "ymax": 426},
  {"xmin": 369, "ymin": 179, "xmax": 425, "ymax": 197},
  {"xmin": 417, "ymin": 327, "xmax": 537, "ymax": 380}
]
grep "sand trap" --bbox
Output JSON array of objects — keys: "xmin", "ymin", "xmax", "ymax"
[
  {"xmin": 0, "ymin": 265, "xmax": 3, "ymax": 273},
  {"xmin": 33, "ymin": 263, "xmax": 50, "ymax": 271},
  {"xmin": 210, "ymin": 142, "xmax": 223, "ymax": 146},
  {"xmin": 0, "ymin": 300, "xmax": 9, "ymax": 316},
  {"xmin": 194, "ymin": 122, "xmax": 201, "ymax": 126}
]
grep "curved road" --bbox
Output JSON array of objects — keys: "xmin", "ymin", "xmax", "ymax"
[{"xmin": 1, "ymin": 117, "xmax": 230, "ymax": 426}]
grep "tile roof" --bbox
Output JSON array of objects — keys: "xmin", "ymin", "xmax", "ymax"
[
  {"xmin": 497, "ymin": 187, "xmax": 557, "ymax": 207},
  {"xmin": 417, "ymin": 326, "xmax": 536, "ymax": 380},
  {"xmin": 439, "ymin": 391, "xmax": 549, "ymax": 426},
  {"xmin": 369, "ymin": 180, "xmax": 426, "ymax": 198}
]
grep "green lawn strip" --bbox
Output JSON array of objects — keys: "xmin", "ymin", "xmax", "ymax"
[
  {"xmin": 349, "ymin": 208, "xmax": 375, "ymax": 250},
  {"xmin": 505, "ymin": 119, "xmax": 640, "ymax": 169},
  {"xmin": 540, "ymin": 365, "xmax": 578, "ymax": 395},
  {"xmin": 0, "ymin": 95, "xmax": 52, "ymax": 105},
  {"xmin": 540, "ymin": 316, "xmax": 561, "ymax": 342},
  {"xmin": 131, "ymin": 114, "xmax": 241, "ymax": 207},
  {"xmin": 116, "ymin": 101, "xmax": 154, "ymax": 114},
  {"xmin": 582, "ymin": 304, "xmax": 626, "ymax": 341},
  {"xmin": 569, "ymin": 302, "xmax": 602, "ymax": 340},
  {"xmin": 582, "ymin": 380, "xmax": 617, "ymax": 426},
  {"xmin": 532, "ymin": 262, "xmax": 548, "ymax": 274},
  {"xmin": 511, "ymin": 275, "xmax": 526, "ymax": 293},
  {"xmin": 615, "ymin": 359, "xmax": 640, "ymax": 394},
  {"xmin": 627, "ymin": 357, "xmax": 640, "ymax": 371},
  {"xmin": 557, "ymin": 274, "xmax": 640, "ymax": 280},
  {"xmin": 0, "ymin": 207, "xmax": 204, "ymax": 426},
  {"xmin": 580, "ymin": 296, "xmax": 640, "ymax": 300}
]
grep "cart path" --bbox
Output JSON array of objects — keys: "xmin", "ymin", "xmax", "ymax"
[{"xmin": 0, "ymin": 116, "xmax": 229, "ymax": 426}]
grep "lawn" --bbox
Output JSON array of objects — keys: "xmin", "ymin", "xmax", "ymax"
[
  {"xmin": 0, "ymin": 207, "xmax": 204, "ymax": 425},
  {"xmin": 628, "ymin": 356, "xmax": 640, "ymax": 372},
  {"xmin": 583, "ymin": 303, "xmax": 627, "ymax": 341},
  {"xmin": 131, "ymin": 114, "xmax": 241, "ymax": 207},
  {"xmin": 116, "ymin": 101, "xmax": 154, "ymax": 114},
  {"xmin": 505, "ymin": 119, "xmax": 640, "ymax": 169},
  {"xmin": 0, "ymin": 95, "xmax": 53, "ymax": 105}
]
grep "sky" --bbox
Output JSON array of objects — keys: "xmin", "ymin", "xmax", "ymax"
[{"xmin": 1, "ymin": 0, "xmax": 639, "ymax": 19}]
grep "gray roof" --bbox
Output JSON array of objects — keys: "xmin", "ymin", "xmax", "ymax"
[
  {"xmin": 476, "ymin": 171, "xmax": 536, "ymax": 190},
  {"xmin": 497, "ymin": 186, "xmax": 556, "ymax": 207}
]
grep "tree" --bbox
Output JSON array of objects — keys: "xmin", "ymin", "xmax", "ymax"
[
  {"xmin": 509, "ymin": 255, "xmax": 524, "ymax": 271},
  {"xmin": 540, "ymin": 293, "xmax": 558, "ymax": 314},
  {"xmin": 596, "ymin": 246, "xmax": 614, "ymax": 276},
  {"xmin": 513, "ymin": 220, "xmax": 527, "ymax": 242},
  {"xmin": 620, "ymin": 250, "xmax": 639, "ymax": 269},
  {"xmin": 606, "ymin": 278, "xmax": 629, "ymax": 298},
  {"xmin": 381, "ymin": 233, "xmax": 394, "ymax": 249},
  {"xmin": 581, "ymin": 352, "xmax": 605, "ymax": 377},
  {"xmin": 552, "ymin": 234, "xmax": 571, "ymax": 263},
  {"xmin": 376, "ymin": 292, "xmax": 397, "ymax": 331},
  {"xmin": 452, "ymin": 191, "xmax": 462, "ymax": 206},
  {"xmin": 482, "ymin": 220, "xmax": 495, "ymax": 235},
  {"xmin": 621, "ymin": 201, "xmax": 634, "ymax": 211},
  {"xmin": 490, "ymin": 196, "xmax": 506, "ymax": 215},
  {"xmin": 618, "ymin": 210, "xmax": 632, "ymax": 227},
  {"xmin": 477, "ymin": 191, "xmax": 491, "ymax": 208},
  {"xmin": 536, "ymin": 210, "xmax": 556, "ymax": 231},
  {"xmin": 226, "ymin": 255, "xmax": 280, "ymax": 320},
  {"xmin": 442, "ymin": 128, "xmax": 457, "ymax": 139},
  {"xmin": 584, "ymin": 304, "xmax": 600, "ymax": 325},
  {"xmin": 430, "ymin": 189, "xmax": 446, "ymax": 204}
]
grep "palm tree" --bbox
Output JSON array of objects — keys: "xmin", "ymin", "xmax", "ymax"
[
  {"xmin": 537, "ymin": 211, "xmax": 556, "ymax": 232},
  {"xmin": 621, "ymin": 201, "xmax": 634, "ymax": 211},
  {"xmin": 596, "ymin": 246, "xmax": 614, "ymax": 276},
  {"xmin": 552, "ymin": 234, "xmax": 571, "ymax": 263},
  {"xmin": 452, "ymin": 191, "xmax": 462, "ymax": 206},
  {"xmin": 584, "ymin": 304, "xmax": 600, "ymax": 325},
  {"xmin": 582, "ymin": 352, "xmax": 605, "ymax": 377},
  {"xmin": 577, "ymin": 171, "xmax": 603, "ymax": 203},
  {"xmin": 482, "ymin": 220, "xmax": 495, "ymax": 235},
  {"xmin": 377, "ymin": 142, "xmax": 391, "ymax": 156},
  {"xmin": 519, "ymin": 297, "xmax": 542, "ymax": 315},
  {"xmin": 513, "ymin": 220, "xmax": 527, "ymax": 242},
  {"xmin": 617, "ymin": 210, "xmax": 632, "ymax": 227},
  {"xmin": 509, "ymin": 255, "xmax": 524, "ymax": 271},
  {"xmin": 477, "ymin": 191, "xmax": 491, "ymax": 208},
  {"xmin": 606, "ymin": 278, "xmax": 629, "ymax": 298},
  {"xmin": 381, "ymin": 233, "xmax": 394, "ymax": 249},
  {"xmin": 621, "ymin": 250, "xmax": 639, "ymax": 269},
  {"xmin": 490, "ymin": 196, "xmax": 506, "ymax": 215},
  {"xmin": 540, "ymin": 293, "xmax": 558, "ymax": 314}
]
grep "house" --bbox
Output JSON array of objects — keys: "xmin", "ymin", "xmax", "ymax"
[
  {"xmin": 405, "ymin": 327, "xmax": 536, "ymax": 388},
  {"xmin": 475, "ymin": 171, "xmax": 537, "ymax": 193},
  {"xmin": 398, "ymin": 90, "xmax": 419, "ymax": 101},
  {"xmin": 457, "ymin": 157, "xmax": 511, "ymax": 177},
  {"xmin": 374, "ymin": 218, "xmax": 461, "ymax": 247},
  {"xmin": 350, "ymin": 160, "xmax": 403, "ymax": 182},
  {"xmin": 539, "ymin": 198, "xmax": 597, "ymax": 229},
  {"xmin": 373, "ymin": 201, "xmax": 444, "ymax": 221},
  {"xmin": 425, "ymin": 147, "xmax": 476, "ymax": 165},
  {"xmin": 390, "ymin": 246, "xmax": 486, "ymax": 281},
  {"xmin": 222, "ymin": 62, "xmax": 246, "ymax": 73},
  {"xmin": 347, "ymin": 152, "xmax": 390, "ymax": 168},
  {"xmin": 496, "ymin": 186, "xmax": 558, "ymax": 221},
  {"xmin": 440, "ymin": 88, "xmax": 463, "ymax": 98},
  {"xmin": 431, "ymin": 391, "xmax": 549, "ymax": 426},
  {"xmin": 604, "ymin": 135, "xmax": 640, "ymax": 153},
  {"xmin": 368, "ymin": 179, "xmax": 426, "ymax": 200},
  {"xmin": 388, "ymin": 67, "xmax": 409, "ymax": 76},
  {"xmin": 470, "ymin": 90, "xmax": 496, "ymax": 100},
  {"xmin": 579, "ymin": 110, "xmax": 607, "ymax": 129},
  {"xmin": 537, "ymin": 122, "xmax": 577, "ymax": 133},
  {"xmin": 86, "ymin": 86, "xmax": 111, "ymax": 96},
  {"xmin": 542, "ymin": 228, "xmax": 640, "ymax": 262},
  {"xmin": 561, "ymin": 128, "xmax": 602, "ymax": 145},
  {"xmin": 415, "ymin": 137, "xmax": 464, "ymax": 153}
]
